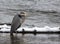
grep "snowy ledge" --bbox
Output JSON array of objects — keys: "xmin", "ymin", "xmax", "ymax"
[{"xmin": 0, "ymin": 24, "xmax": 60, "ymax": 34}]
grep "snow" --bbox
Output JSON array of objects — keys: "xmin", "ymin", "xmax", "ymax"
[{"xmin": 0, "ymin": 24, "xmax": 60, "ymax": 32}]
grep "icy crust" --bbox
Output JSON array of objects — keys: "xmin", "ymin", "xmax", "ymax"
[{"xmin": 0, "ymin": 24, "xmax": 60, "ymax": 32}]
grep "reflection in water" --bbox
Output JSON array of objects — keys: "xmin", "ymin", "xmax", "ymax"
[
  {"xmin": 10, "ymin": 34, "xmax": 25, "ymax": 44},
  {"xmin": 0, "ymin": 34, "xmax": 60, "ymax": 44},
  {"xmin": 58, "ymin": 34, "xmax": 60, "ymax": 41}
]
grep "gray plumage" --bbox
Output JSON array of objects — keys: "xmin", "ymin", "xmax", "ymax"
[{"xmin": 10, "ymin": 12, "xmax": 26, "ymax": 35}]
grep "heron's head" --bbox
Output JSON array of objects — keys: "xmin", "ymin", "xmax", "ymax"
[{"xmin": 20, "ymin": 11, "xmax": 27, "ymax": 17}]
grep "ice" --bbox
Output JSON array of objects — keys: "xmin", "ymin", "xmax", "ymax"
[
  {"xmin": 0, "ymin": 24, "xmax": 11, "ymax": 29},
  {"xmin": 32, "ymin": 26, "xmax": 60, "ymax": 32},
  {"xmin": 0, "ymin": 24, "xmax": 60, "ymax": 32}
]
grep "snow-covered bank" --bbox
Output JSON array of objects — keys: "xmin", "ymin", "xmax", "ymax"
[{"xmin": 0, "ymin": 24, "xmax": 60, "ymax": 32}]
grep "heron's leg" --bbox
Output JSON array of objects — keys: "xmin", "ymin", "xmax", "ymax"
[
  {"xmin": 10, "ymin": 30, "xmax": 14, "ymax": 36},
  {"xmin": 14, "ymin": 30, "xmax": 17, "ymax": 35},
  {"xmin": 10, "ymin": 32, "xmax": 13, "ymax": 36},
  {"xmin": 16, "ymin": 31, "xmax": 17, "ymax": 34}
]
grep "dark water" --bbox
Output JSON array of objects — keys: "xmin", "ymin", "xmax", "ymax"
[
  {"xmin": 0, "ymin": 0, "xmax": 60, "ymax": 27},
  {"xmin": 0, "ymin": 34, "xmax": 60, "ymax": 44}
]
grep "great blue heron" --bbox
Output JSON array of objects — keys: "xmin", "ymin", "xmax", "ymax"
[{"xmin": 10, "ymin": 11, "xmax": 27, "ymax": 35}]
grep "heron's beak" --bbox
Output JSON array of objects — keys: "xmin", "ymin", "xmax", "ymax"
[
  {"xmin": 24, "ymin": 12, "xmax": 27, "ymax": 16},
  {"xmin": 20, "ymin": 12, "xmax": 27, "ymax": 16}
]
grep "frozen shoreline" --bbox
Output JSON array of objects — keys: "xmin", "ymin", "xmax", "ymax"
[{"xmin": 0, "ymin": 24, "xmax": 60, "ymax": 32}]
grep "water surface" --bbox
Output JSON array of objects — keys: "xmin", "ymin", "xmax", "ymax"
[{"xmin": 0, "ymin": 34, "xmax": 60, "ymax": 44}]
